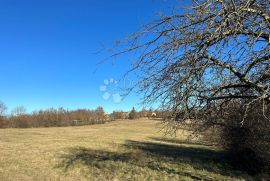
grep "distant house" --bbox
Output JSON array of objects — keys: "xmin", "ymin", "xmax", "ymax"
[
  {"xmin": 111, "ymin": 111, "xmax": 129, "ymax": 119},
  {"xmin": 122, "ymin": 112, "xmax": 129, "ymax": 119},
  {"xmin": 72, "ymin": 120, "xmax": 82, "ymax": 125},
  {"xmin": 151, "ymin": 112, "xmax": 157, "ymax": 117},
  {"xmin": 104, "ymin": 113, "xmax": 110, "ymax": 121}
]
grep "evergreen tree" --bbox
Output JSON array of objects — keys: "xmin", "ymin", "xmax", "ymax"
[{"xmin": 129, "ymin": 107, "xmax": 137, "ymax": 120}]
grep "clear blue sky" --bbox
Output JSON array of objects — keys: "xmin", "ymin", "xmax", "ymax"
[{"xmin": 0, "ymin": 0, "xmax": 179, "ymax": 113}]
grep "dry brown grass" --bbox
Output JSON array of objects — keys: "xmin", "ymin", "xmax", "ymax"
[{"xmin": 0, "ymin": 119, "xmax": 251, "ymax": 180}]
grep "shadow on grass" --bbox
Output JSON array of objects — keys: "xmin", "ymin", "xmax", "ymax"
[
  {"xmin": 59, "ymin": 140, "xmax": 249, "ymax": 180},
  {"xmin": 149, "ymin": 137, "xmax": 214, "ymax": 147},
  {"xmin": 124, "ymin": 140, "xmax": 225, "ymax": 165},
  {"xmin": 59, "ymin": 147, "xmax": 131, "ymax": 171}
]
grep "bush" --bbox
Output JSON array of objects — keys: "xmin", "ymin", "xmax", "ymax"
[
  {"xmin": 211, "ymin": 102, "xmax": 270, "ymax": 175},
  {"xmin": 199, "ymin": 101, "xmax": 270, "ymax": 177}
]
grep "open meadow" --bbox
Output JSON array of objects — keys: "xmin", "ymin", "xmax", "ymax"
[{"xmin": 0, "ymin": 119, "xmax": 252, "ymax": 181}]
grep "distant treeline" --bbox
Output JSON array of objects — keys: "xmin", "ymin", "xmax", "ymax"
[
  {"xmin": 0, "ymin": 104, "xmax": 164, "ymax": 128},
  {"xmin": 111, "ymin": 108, "xmax": 165, "ymax": 120},
  {"xmin": 1, "ymin": 107, "xmax": 107, "ymax": 128}
]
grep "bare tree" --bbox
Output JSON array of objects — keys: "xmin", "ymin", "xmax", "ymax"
[
  {"xmin": 0, "ymin": 101, "xmax": 7, "ymax": 116},
  {"xmin": 110, "ymin": 0, "xmax": 270, "ymax": 132},
  {"xmin": 11, "ymin": 106, "xmax": 27, "ymax": 116},
  {"xmin": 0, "ymin": 101, "xmax": 7, "ymax": 128},
  {"xmin": 94, "ymin": 106, "xmax": 105, "ymax": 122}
]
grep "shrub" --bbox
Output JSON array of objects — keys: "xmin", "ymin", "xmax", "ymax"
[{"xmin": 206, "ymin": 102, "xmax": 270, "ymax": 175}]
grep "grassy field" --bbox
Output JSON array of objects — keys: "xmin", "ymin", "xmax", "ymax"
[{"xmin": 0, "ymin": 119, "xmax": 252, "ymax": 181}]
